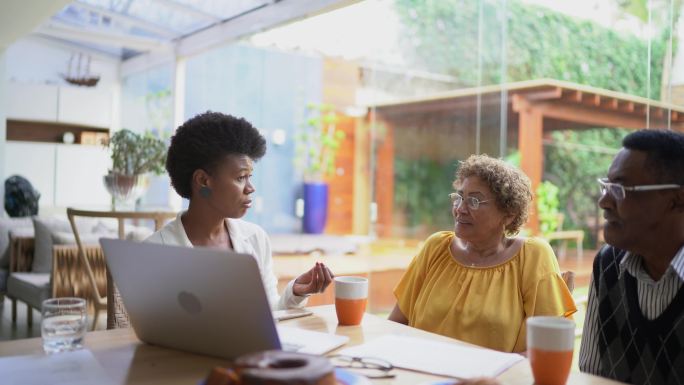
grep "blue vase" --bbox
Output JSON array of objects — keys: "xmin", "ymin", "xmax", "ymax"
[{"xmin": 303, "ymin": 182, "xmax": 328, "ymax": 234}]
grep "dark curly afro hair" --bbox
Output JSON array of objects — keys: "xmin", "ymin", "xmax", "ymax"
[{"xmin": 166, "ymin": 111, "xmax": 266, "ymax": 199}]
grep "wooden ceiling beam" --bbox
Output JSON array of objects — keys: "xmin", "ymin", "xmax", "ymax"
[
  {"xmin": 563, "ymin": 90, "xmax": 583, "ymax": 103},
  {"xmin": 619, "ymin": 101, "xmax": 635, "ymax": 113},
  {"xmin": 585, "ymin": 94, "xmax": 601, "ymax": 106},
  {"xmin": 635, "ymin": 105, "xmax": 646, "ymax": 115},
  {"xmin": 536, "ymin": 101, "xmax": 657, "ymax": 130},
  {"xmin": 516, "ymin": 87, "xmax": 563, "ymax": 102},
  {"xmin": 601, "ymin": 98, "xmax": 619, "ymax": 110}
]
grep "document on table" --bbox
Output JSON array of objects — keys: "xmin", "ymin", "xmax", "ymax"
[
  {"xmin": 278, "ymin": 325, "xmax": 350, "ymax": 355},
  {"xmin": 0, "ymin": 349, "xmax": 116, "ymax": 385},
  {"xmin": 338, "ymin": 335, "xmax": 525, "ymax": 379}
]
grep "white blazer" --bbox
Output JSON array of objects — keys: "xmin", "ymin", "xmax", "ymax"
[{"xmin": 145, "ymin": 212, "xmax": 307, "ymax": 310}]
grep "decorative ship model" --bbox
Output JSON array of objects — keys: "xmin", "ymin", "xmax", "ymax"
[{"xmin": 61, "ymin": 53, "xmax": 101, "ymax": 87}]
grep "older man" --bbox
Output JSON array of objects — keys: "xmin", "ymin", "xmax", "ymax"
[{"xmin": 579, "ymin": 129, "xmax": 684, "ymax": 384}]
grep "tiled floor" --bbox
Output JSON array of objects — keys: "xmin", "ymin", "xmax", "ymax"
[{"xmin": 0, "ymin": 297, "xmax": 41, "ymax": 341}]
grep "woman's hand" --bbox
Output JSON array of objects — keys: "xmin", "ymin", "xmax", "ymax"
[{"xmin": 292, "ymin": 262, "xmax": 334, "ymax": 296}]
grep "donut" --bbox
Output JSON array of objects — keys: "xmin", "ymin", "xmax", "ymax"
[
  {"xmin": 205, "ymin": 367, "xmax": 240, "ymax": 385},
  {"xmin": 235, "ymin": 350, "xmax": 337, "ymax": 385}
]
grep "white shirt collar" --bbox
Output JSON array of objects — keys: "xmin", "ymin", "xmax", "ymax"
[
  {"xmin": 172, "ymin": 211, "xmax": 249, "ymax": 252},
  {"xmin": 620, "ymin": 243, "xmax": 684, "ymax": 282}
]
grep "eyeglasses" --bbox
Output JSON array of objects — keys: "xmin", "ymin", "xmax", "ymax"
[
  {"xmin": 328, "ymin": 355, "xmax": 395, "ymax": 379},
  {"xmin": 597, "ymin": 178, "xmax": 682, "ymax": 201},
  {"xmin": 449, "ymin": 192, "xmax": 492, "ymax": 210}
]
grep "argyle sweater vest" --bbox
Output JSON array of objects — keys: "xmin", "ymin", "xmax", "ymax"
[{"xmin": 593, "ymin": 246, "xmax": 684, "ymax": 385}]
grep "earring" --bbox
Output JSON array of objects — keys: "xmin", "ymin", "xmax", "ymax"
[{"xmin": 199, "ymin": 185, "xmax": 212, "ymax": 198}]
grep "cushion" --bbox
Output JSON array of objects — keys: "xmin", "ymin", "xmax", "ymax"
[
  {"xmin": 7, "ymin": 272, "xmax": 51, "ymax": 310},
  {"xmin": 32, "ymin": 216, "xmax": 151, "ymax": 273},
  {"xmin": 32, "ymin": 217, "xmax": 72, "ymax": 273},
  {"xmin": 51, "ymin": 231, "xmax": 109, "ymax": 245},
  {"xmin": 0, "ymin": 217, "xmax": 33, "ymax": 269},
  {"xmin": 32, "ymin": 216, "xmax": 103, "ymax": 273},
  {"xmin": 125, "ymin": 226, "xmax": 154, "ymax": 242}
]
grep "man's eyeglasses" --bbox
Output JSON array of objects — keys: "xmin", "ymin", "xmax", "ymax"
[
  {"xmin": 449, "ymin": 192, "xmax": 491, "ymax": 210},
  {"xmin": 597, "ymin": 178, "xmax": 682, "ymax": 201},
  {"xmin": 328, "ymin": 355, "xmax": 395, "ymax": 379}
]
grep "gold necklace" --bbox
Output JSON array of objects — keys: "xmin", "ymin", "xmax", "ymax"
[
  {"xmin": 463, "ymin": 253, "xmax": 494, "ymax": 267},
  {"xmin": 461, "ymin": 241, "xmax": 510, "ymax": 267},
  {"xmin": 453, "ymin": 241, "xmax": 506, "ymax": 267}
]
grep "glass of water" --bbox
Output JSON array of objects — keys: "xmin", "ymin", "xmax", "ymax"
[{"xmin": 41, "ymin": 297, "xmax": 87, "ymax": 354}]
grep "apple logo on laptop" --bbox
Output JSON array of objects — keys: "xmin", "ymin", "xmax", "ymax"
[{"xmin": 177, "ymin": 291, "xmax": 202, "ymax": 315}]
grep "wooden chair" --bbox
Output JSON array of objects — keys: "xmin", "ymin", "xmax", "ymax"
[
  {"xmin": 543, "ymin": 214, "xmax": 584, "ymax": 260},
  {"xmin": 67, "ymin": 208, "xmax": 176, "ymax": 330},
  {"xmin": 8, "ymin": 233, "xmax": 35, "ymax": 273},
  {"xmin": 51, "ymin": 244, "xmax": 107, "ymax": 322},
  {"xmin": 7, "ymin": 234, "xmax": 107, "ymax": 326}
]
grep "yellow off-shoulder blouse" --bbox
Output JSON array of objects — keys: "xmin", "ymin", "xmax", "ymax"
[{"xmin": 394, "ymin": 231, "xmax": 576, "ymax": 353}]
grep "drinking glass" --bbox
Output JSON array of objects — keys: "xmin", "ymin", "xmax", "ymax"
[{"xmin": 41, "ymin": 297, "xmax": 87, "ymax": 354}]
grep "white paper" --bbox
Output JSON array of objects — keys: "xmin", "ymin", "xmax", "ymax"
[
  {"xmin": 278, "ymin": 325, "xmax": 349, "ymax": 355},
  {"xmin": 0, "ymin": 349, "xmax": 117, "ymax": 385},
  {"xmin": 338, "ymin": 335, "xmax": 524, "ymax": 379}
]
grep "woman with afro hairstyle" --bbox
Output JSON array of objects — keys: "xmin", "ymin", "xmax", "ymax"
[{"xmin": 147, "ymin": 111, "xmax": 334, "ymax": 310}]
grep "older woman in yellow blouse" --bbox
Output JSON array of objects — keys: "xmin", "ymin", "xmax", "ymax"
[{"xmin": 389, "ymin": 154, "xmax": 576, "ymax": 353}]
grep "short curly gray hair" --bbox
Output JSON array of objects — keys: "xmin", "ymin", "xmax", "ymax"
[{"xmin": 453, "ymin": 154, "xmax": 532, "ymax": 236}]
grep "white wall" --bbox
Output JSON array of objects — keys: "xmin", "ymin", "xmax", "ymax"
[
  {"xmin": 5, "ymin": 37, "xmax": 121, "ymax": 132},
  {"xmin": 5, "ymin": 142, "xmax": 55, "ymax": 207},
  {"xmin": 5, "ymin": 37, "xmax": 119, "ymax": 88},
  {"xmin": 3, "ymin": 38, "xmax": 122, "ymax": 212},
  {"xmin": 4, "ymin": 142, "xmax": 110, "ymax": 209}
]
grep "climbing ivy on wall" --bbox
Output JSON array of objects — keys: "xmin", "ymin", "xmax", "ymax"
[
  {"xmin": 394, "ymin": 158, "xmax": 456, "ymax": 235},
  {"xmin": 393, "ymin": 0, "xmax": 671, "ymax": 99},
  {"xmin": 390, "ymin": 0, "xmax": 674, "ymax": 241}
]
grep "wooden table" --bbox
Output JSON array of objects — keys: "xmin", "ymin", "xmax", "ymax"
[{"xmin": 0, "ymin": 305, "xmax": 620, "ymax": 385}]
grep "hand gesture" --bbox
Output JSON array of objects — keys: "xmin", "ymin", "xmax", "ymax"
[{"xmin": 293, "ymin": 262, "xmax": 334, "ymax": 296}]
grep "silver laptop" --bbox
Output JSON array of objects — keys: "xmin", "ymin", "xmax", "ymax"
[{"xmin": 100, "ymin": 238, "xmax": 347, "ymax": 359}]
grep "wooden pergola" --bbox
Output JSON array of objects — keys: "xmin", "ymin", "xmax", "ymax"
[{"xmin": 369, "ymin": 79, "xmax": 684, "ymax": 235}]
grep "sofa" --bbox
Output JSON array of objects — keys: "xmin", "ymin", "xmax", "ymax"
[{"xmin": 2, "ymin": 214, "xmax": 152, "ymax": 326}]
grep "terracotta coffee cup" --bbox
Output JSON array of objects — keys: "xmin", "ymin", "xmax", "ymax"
[
  {"xmin": 334, "ymin": 276, "xmax": 368, "ymax": 326},
  {"xmin": 527, "ymin": 316, "xmax": 575, "ymax": 385}
]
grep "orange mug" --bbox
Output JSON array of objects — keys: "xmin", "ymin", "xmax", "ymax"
[
  {"xmin": 334, "ymin": 276, "xmax": 368, "ymax": 326},
  {"xmin": 527, "ymin": 316, "xmax": 575, "ymax": 385}
]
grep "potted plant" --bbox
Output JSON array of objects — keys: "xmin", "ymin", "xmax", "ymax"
[
  {"xmin": 294, "ymin": 103, "xmax": 346, "ymax": 233},
  {"xmin": 103, "ymin": 129, "xmax": 167, "ymax": 208}
]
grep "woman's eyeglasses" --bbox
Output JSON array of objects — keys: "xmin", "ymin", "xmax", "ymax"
[
  {"xmin": 449, "ymin": 192, "xmax": 491, "ymax": 210},
  {"xmin": 328, "ymin": 355, "xmax": 395, "ymax": 379}
]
